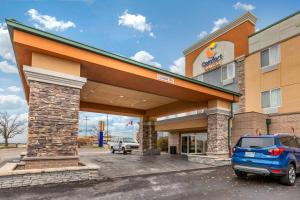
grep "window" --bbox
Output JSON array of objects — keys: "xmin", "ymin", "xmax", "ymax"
[
  {"xmin": 222, "ymin": 62, "xmax": 235, "ymax": 81},
  {"xmin": 123, "ymin": 138, "xmax": 137, "ymax": 143},
  {"xmin": 196, "ymin": 74, "xmax": 204, "ymax": 81},
  {"xmin": 239, "ymin": 137, "xmax": 274, "ymax": 148},
  {"xmin": 280, "ymin": 137, "xmax": 298, "ymax": 148},
  {"xmin": 260, "ymin": 44, "xmax": 280, "ymax": 68},
  {"xmin": 261, "ymin": 88, "xmax": 281, "ymax": 108},
  {"xmin": 296, "ymin": 137, "xmax": 300, "ymax": 148}
]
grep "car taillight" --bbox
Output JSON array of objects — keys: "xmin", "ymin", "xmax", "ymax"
[
  {"xmin": 268, "ymin": 148, "xmax": 285, "ymax": 156},
  {"xmin": 271, "ymin": 169, "xmax": 282, "ymax": 174}
]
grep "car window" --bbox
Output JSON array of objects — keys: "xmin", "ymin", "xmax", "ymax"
[
  {"xmin": 239, "ymin": 137, "xmax": 274, "ymax": 148},
  {"xmin": 280, "ymin": 136, "xmax": 298, "ymax": 148},
  {"xmin": 123, "ymin": 138, "xmax": 136, "ymax": 143},
  {"xmin": 296, "ymin": 137, "xmax": 300, "ymax": 148}
]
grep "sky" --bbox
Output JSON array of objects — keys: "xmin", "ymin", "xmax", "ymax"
[{"xmin": 0, "ymin": 0, "xmax": 299, "ymax": 143}]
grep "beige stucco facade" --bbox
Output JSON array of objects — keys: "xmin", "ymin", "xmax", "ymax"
[
  {"xmin": 32, "ymin": 52, "xmax": 81, "ymax": 76},
  {"xmin": 245, "ymin": 35, "xmax": 300, "ymax": 113}
]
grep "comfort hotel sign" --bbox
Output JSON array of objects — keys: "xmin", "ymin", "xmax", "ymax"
[
  {"xmin": 201, "ymin": 42, "xmax": 223, "ymax": 71},
  {"xmin": 192, "ymin": 41, "xmax": 234, "ymax": 77}
]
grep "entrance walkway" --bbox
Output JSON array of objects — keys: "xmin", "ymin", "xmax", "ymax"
[
  {"xmin": 0, "ymin": 147, "xmax": 213, "ymax": 179},
  {"xmin": 82, "ymin": 152, "xmax": 212, "ymax": 178}
]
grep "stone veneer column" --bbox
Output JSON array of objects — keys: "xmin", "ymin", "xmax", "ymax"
[
  {"xmin": 139, "ymin": 116, "xmax": 159, "ymax": 155},
  {"xmin": 23, "ymin": 66, "xmax": 86, "ymax": 169},
  {"xmin": 236, "ymin": 55, "xmax": 246, "ymax": 113},
  {"xmin": 206, "ymin": 108, "xmax": 230, "ymax": 156}
]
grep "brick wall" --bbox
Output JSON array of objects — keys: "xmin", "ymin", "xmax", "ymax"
[
  {"xmin": 231, "ymin": 112, "xmax": 267, "ymax": 145},
  {"xmin": 231, "ymin": 112, "xmax": 300, "ymax": 146},
  {"xmin": 269, "ymin": 113, "xmax": 300, "ymax": 136},
  {"xmin": 0, "ymin": 165, "xmax": 99, "ymax": 189},
  {"xmin": 27, "ymin": 81, "xmax": 80, "ymax": 158}
]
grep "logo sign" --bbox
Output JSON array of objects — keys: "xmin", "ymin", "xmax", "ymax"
[
  {"xmin": 201, "ymin": 42, "xmax": 223, "ymax": 72},
  {"xmin": 157, "ymin": 74, "xmax": 175, "ymax": 84}
]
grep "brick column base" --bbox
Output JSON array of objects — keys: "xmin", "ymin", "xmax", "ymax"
[
  {"xmin": 23, "ymin": 66, "xmax": 86, "ymax": 169},
  {"xmin": 206, "ymin": 108, "xmax": 230, "ymax": 157},
  {"xmin": 139, "ymin": 120, "xmax": 160, "ymax": 155}
]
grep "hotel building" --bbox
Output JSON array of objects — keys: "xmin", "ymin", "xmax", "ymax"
[
  {"xmin": 162, "ymin": 11, "xmax": 300, "ymax": 155},
  {"xmin": 6, "ymin": 11, "xmax": 300, "ymax": 168}
]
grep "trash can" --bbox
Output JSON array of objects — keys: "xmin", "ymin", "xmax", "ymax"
[{"xmin": 170, "ymin": 146, "xmax": 177, "ymax": 154}]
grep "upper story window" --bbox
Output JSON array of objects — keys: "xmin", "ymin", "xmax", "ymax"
[
  {"xmin": 260, "ymin": 44, "xmax": 280, "ymax": 71},
  {"xmin": 195, "ymin": 74, "xmax": 204, "ymax": 82},
  {"xmin": 221, "ymin": 62, "xmax": 235, "ymax": 85},
  {"xmin": 261, "ymin": 88, "xmax": 281, "ymax": 114}
]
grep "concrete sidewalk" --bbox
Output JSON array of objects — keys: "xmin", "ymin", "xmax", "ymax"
[
  {"xmin": 0, "ymin": 147, "xmax": 25, "ymax": 167},
  {"xmin": 0, "ymin": 147, "xmax": 214, "ymax": 180},
  {"xmin": 91, "ymin": 153, "xmax": 212, "ymax": 178}
]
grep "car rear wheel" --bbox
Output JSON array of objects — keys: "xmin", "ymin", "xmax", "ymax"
[
  {"xmin": 111, "ymin": 147, "xmax": 115, "ymax": 154},
  {"xmin": 122, "ymin": 147, "xmax": 127, "ymax": 155},
  {"xmin": 280, "ymin": 164, "xmax": 296, "ymax": 186},
  {"xmin": 234, "ymin": 170, "xmax": 247, "ymax": 178}
]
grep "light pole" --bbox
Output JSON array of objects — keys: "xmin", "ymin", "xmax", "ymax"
[
  {"xmin": 84, "ymin": 116, "xmax": 89, "ymax": 137},
  {"xmin": 106, "ymin": 114, "xmax": 109, "ymax": 142}
]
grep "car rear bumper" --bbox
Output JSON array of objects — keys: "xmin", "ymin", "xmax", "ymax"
[
  {"xmin": 232, "ymin": 164, "xmax": 286, "ymax": 176},
  {"xmin": 125, "ymin": 147, "xmax": 139, "ymax": 152}
]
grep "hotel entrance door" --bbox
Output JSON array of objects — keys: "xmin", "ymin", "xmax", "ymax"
[{"xmin": 181, "ymin": 133, "xmax": 207, "ymax": 154}]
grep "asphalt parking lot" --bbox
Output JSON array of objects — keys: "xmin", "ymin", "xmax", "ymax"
[
  {"xmin": 1, "ymin": 147, "xmax": 300, "ymax": 200},
  {"xmin": 1, "ymin": 165, "xmax": 300, "ymax": 200}
]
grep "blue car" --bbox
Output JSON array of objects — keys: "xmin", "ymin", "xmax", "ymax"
[{"xmin": 231, "ymin": 134, "xmax": 300, "ymax": 185}]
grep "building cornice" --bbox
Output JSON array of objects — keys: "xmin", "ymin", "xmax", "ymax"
[
  {"xmin": 23, "ymin": 66, "xmax": 87, "ymax": 89},
  {"xmin": 205, "ymin": 108, "xmax": 231, "ymax": 116},
  {"xmin": 155, "ymin": 113, "xmax": 207, "ymax": 125},
  {"xmin": 183, "ymin": 12, "xmax": 257, "ymax": 55}
]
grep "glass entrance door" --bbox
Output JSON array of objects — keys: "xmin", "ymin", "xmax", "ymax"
[
  {"xmin": 181, "ymin": 133, "xmax": 207, "ymax": 154},
  {"xmin": 181, "ymin": 136, "xmax": 188, "ymax": 153},
  {"xmin": 189, "ymin": 136, "xmax": 196, "ymax": 154}
]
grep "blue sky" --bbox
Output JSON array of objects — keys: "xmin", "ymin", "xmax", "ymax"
[{"xmin": 0, "ymin": 0, "xmax": 299, "ymax": 143}]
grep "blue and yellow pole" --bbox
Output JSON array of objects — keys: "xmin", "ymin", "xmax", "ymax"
[{"xmin": 98, "ymin": 120, "xmax": 104, "ymax": 147}]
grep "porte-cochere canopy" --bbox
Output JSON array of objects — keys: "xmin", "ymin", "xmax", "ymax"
[{"xmin": 6, "ymin": 19, "xmax": 239, "ymax": 168}]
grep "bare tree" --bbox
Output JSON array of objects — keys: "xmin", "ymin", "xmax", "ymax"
[
  {"xmin": 0, "ymin": 112, "xmax": 26, "ymax": 147},
  {"xmin": 90, "ymin": 124, "xmax": 100, "ymax": 137}
]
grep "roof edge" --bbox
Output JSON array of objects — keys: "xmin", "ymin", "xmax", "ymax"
[
  {"xmin": 183, "ymin": 12, "xmax": 257, "ymax": 55},
  {"xmin": 5, "ymin": 19, "xmax": 241, "ymax": 97},
  {"xmin": 249, "ymin": 10, "xmax": 300, "ymax": 38}
]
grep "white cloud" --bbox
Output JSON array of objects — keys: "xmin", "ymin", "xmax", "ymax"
[
  {"xmin": 0, "ymin": 60, "xmax": 18, "ymax": 74},
  {"xmin": 0, "ymin": 95, "xmax": 27, "ymax": 110},
  {"xmin": 131, "ymin": 51, "xmax": 161, "ymax": 68},
  {"xmin": 0, "ymin": 23, "xmax": 15, "ymax": 63},
  {"xmin": 197, "ymin": 31, "xmax": 208, "ymax": 39},
  {"xmin": 233, "ymin": 2, "xmax": 255, "ymax": 11},
  {"xmin": 7, "ymin": 86, "xmax": 21, "ymax": 92},
  {"xmin": 27, "ymin": 9, "xmax": 76, "ymax": 31},
  {"xmin": 118, "ymin": 10, "xmax": 155, "ymax": 37},
  {"xmin": 169, "ymin": 57, "xmax": 185, "ymax": 75},
  {"xmin": 17, "ymin": 112, "xmax": 28, "ymax": 123},
  {"xmin": 197, "ymin": 17, "xmax": 229, "ymax": 38},
  {"xmin": 211, "ymin": 17, "xmax": 229, "ymax": 33}
]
